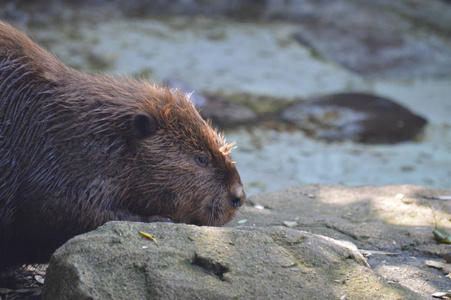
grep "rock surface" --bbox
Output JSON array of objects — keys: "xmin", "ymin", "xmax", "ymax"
[
  {"xmin": 200, "ymin": 94, "xmax": 258, "ymax": 128},
  {"xmin": 42, "ymin": 222, "xmax": 417, "ymax": 300},
  {"xmin": 42, "ymin": 185, "xmax": 451, "ymax": 299},
  {"xmin": 232, "ymin": 185, "xmax": 451, "ymax": 298},
  {"xmin": 235, "ymin": 185, "xmax": 451, "ymax": 254}
]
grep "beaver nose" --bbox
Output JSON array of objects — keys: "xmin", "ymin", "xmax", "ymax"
[{"xmin": 230, "ymin": 183, "xmax": 246, "ymax": 208}]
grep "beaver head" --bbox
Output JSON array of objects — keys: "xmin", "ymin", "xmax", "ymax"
[{"xmin": 125, "ymin": 85, "xmax": 247, "ymax": 226}]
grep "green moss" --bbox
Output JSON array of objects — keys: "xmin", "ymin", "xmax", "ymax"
[
  {"xmin": 220, "ymin": 93, "xmax": 299, "ymax": 115},
  {"xmin": 85, "ymin": 52, "xmax": 113, "ymax": 72},
  {"xmin": 247, "ymin": 182, "xmax": 267, "ymax": 189},
  {"xmin": 132, "ymin": 68, "xmax": 155, "ymax": 80}
]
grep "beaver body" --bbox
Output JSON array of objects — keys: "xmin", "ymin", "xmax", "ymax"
[{"xmin": 0, "ymin": 21, "xmax": 245, "ymax": 268}]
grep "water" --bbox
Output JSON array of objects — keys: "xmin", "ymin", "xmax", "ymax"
[{"xmin": 27, "ymin": 16, "xmax": 451, "ymax": 195}]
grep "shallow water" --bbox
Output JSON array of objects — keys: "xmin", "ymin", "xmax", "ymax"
[
  {"xmin": 228, "ymin": 124, "xmax": 451, "ymax": 195},
  {"xmin": 27, "ymin": 16, "xmax": 451, "ymax": 195}
]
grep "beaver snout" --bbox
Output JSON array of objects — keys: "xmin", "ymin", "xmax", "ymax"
[{"xmin": 230, "ymin": 183, "xmax": 246, "ymax": 208}]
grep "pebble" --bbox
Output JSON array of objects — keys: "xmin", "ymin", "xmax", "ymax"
[{"xmin": 283, "ymin": 221, "xmax": 298, "ymax": 228}]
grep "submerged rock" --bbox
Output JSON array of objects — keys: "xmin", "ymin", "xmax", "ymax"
[
  {"xmin": 165, "ymin": 78, "xmax": 257, "ymax": 128},
  {"xmin": 200, "ymin": 95, "xmax": 258, "ymax": 128},
  {"xmin": 42, "ymin": 222, "xmax": 418, "ymax": 300},
  {"xmin": 294, "ymin": 26, "xmax": 451, "ymax": 78},
  {"xmin": 165, "ymin": 77, "xmax": 208, "ymax": 108},
  {"xmin": 281, "ymin": 93, "xmax": 427, "ymax": 144}
]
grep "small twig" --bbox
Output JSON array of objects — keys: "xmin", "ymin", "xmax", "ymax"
[
  {"xmin": 423, "ymin": 195, "xmax": 451, "ymax": 201},
  {"xmin": 358, "ymin": 249, "xmax": 399, "ymax": 256},
  {"xmin": 139, "ymin": 231, "xmax": 158, "ymax": 245}
]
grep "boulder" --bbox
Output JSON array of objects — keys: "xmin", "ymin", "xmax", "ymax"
[
  {"xmin": 42, "ymin": 222, "xmax": 418, "ymax": 299},
  {"xmin": 42, "ymin": 184, "xmax": 451, "ymax": 298}
]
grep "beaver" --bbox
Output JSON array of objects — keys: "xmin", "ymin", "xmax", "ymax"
[{"xmin": 0, "ymin": 21, "xmax": 246, "ymax": 268}]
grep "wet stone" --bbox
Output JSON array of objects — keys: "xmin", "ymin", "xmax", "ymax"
[
  {"xmin": 281, "ymin": 93, "xmax": 428, "ymax": 144},
  {"xmin": 165, "ymin": 78, "xmax": 258, "ymax": 128},
  {"xmin": 200, "ymin": 95, "xmax": 258, "ymax": 128}
]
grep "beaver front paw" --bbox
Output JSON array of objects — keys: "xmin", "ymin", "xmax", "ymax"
[{"xmin": 147, "ymin": 216, "xmax": 174, "ymax": 223}]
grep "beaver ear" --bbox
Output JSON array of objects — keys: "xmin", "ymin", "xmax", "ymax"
[{"xmin": 132, "ymin": 113, "xmax": 157, "ymax": 139}]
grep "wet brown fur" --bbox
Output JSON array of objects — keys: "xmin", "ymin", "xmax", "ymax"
[{"xmin": 0, "ymin": 21, "xmax": 245, "ymax": 268}]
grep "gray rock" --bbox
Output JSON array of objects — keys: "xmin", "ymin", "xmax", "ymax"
[
  {"xmin": 281, "ymin": 93, "xmax": 427, "ymax": 144},
  {"xmin": 231, "ymin": 185, "xmax": 451, "ymax": 298},
  {"xmin": 164, "ymin": 79, "xmax": 258, "ymax": 127},
  {"xmin": 200, "ymin": 96, "xmax": 258, "ymax": 128},
  {"xmin": 42, "ymin": 221, "xmax": 418, "ymax": 299},
  {"xmin": 236, "ymin": 185, "xmax": 451, "ymax": 253}
]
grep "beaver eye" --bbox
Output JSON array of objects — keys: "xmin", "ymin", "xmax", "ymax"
[{"xmin": 195, "ymin": 155, "xmax": 208, "ymax": 167}]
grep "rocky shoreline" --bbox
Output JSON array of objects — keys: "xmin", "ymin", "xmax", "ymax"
[{"xmin": 1, "ymin": 1, "xmax": 450, "ymax": 298}]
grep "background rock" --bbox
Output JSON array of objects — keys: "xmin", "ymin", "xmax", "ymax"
[
  {"xmin": 200, "ymin": 94, "xmax": 258, "ymax": 128},
  {"xmin": 42, "ymin": 221, "xmax": 419, "ymax": 300},
  {"xmin": 229, "ymin": 184, "xmax": 451, "ymax": 298},
  {"xmin": 164, "ymin": 78, "xmax": 259, "ymax": 128},
  {"xmin": 233, "ymin": 185, "xmax": 451, "ymax": 253}
]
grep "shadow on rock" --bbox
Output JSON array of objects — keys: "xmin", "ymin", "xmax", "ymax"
[{"xmin": 230, "ymin": 184, "xmax": 451, "ymax": 298}]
